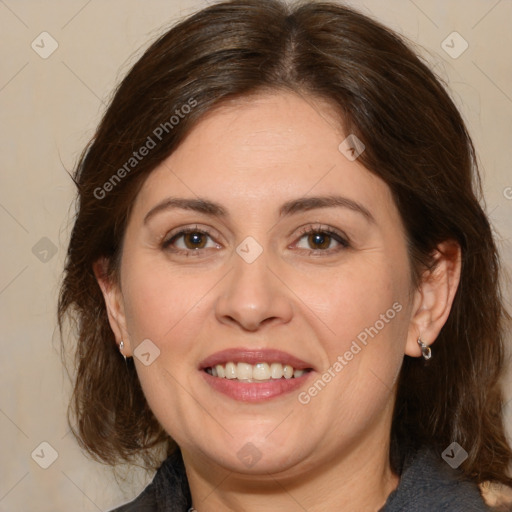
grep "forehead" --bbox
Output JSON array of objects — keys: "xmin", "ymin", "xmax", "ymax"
[
  {"xmin": 176, "ymin": 92, "xmax": 344, "ymax": 170},
  {"xmin": 131, "ymin": 91, "xmax": 395, "ymax": 221}
]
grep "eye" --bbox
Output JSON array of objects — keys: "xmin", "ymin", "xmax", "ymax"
[
  {"xmin": 162, "ymin": 227, "xmax": 220, "ymax": 253},
  {"xmin": 294, "ymin": 226, "xmax": 349, "ymax": 252}
]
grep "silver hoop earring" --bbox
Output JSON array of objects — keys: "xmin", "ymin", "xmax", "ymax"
[
  {"xmin": 119, "ymin": 341, "xmax": 127, "ymax": 361},
  {"xmin": 417, "ymin": 337, "xmax": 432, "ymax": 360}
]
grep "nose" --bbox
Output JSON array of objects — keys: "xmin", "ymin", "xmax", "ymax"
[{"xmin": 214, "ymin": 250, "xmax": 294, "ymax": 332}]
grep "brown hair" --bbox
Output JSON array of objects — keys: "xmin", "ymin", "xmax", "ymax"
[{"xmin": 59, "ymin": 0, "xmax": 512, "ymax": 487}]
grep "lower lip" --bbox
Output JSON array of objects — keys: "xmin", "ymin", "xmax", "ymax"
[{"xmin": 201, "ymin": 371, "xmax": 313, "ymax": 402}]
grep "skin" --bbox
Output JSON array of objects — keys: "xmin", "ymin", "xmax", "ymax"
[{"xmin": 96, "ymin": 91, "xmax": 461, "ymax": 511}]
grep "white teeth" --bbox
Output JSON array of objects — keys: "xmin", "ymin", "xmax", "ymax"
[
  {"xmin": 252, "ymin": 363, "xmax": 270, "ymax": 381},
  {"xmin": 225, "ymin": 362, "xmax": 237, "ymax": 379},
  {"xmin": 283, "ymin": 365, "xmax": 294, "ymax": 379},
  {"xmin": 206, "ymin": 361, "xmax": 311, "ymax": 381},
  {"xmin": 270, "ymin": 363, "xmax": 283, "ymax": 379},
  {"xmin": 237, "ymin": 362, "xmax": 253, "ymax": 380}
]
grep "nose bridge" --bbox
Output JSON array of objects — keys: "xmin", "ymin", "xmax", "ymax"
[{"xmin": 214, "ymin": 243, "xmax": 293, "ymax": 330}]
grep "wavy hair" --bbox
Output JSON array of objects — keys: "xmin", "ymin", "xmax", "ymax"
[{"xmin": 58, "ymin": 0, "xmax": 512, "ymax": 488}]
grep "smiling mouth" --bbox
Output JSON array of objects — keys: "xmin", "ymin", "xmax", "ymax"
[{"xmin": 204, "ymin": 361, "xmax": 313, "ymax": 382}]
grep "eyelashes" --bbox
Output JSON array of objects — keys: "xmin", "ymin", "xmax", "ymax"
[
  {"xmin": 293, "ymin": 225, "xmax": 350, "ymax": 252},
  {"xmin": 162, "ymin": 226, "xmax": 220, "ymax": 253},
  {"xmin": 161, "ymin": 224, "xmax": 350, "ymax": 256}
]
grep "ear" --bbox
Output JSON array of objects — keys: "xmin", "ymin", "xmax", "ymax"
[
  {"xmin": 405, "ymin": 240, "xmax": 461, "ymax": 357},
  {"xmin": 93, "ymin": 257, "xmax": 132, "ymax": 356}
]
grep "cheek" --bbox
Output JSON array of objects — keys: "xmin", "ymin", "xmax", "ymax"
[
  {"xmin": 295, "ymin": 257, "xmax": 405, "ymax": 341},
  {"xmin": 119, "ymin": 260, "xmax": 217, "ymax": 421},
  {"xmin": 310, "ymin": 273, "xmax": 408, "ymax": 426},
  {"xmin": 120, "ymin": 255, "xmax": 213, "ymax": 350},
  {"xmin": 300, "ymin": 255, "xmax": 410, "ymax": 394}
]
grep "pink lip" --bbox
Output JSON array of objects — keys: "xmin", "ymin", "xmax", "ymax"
[
  {"xmin": 201, "ymin": 370, "xmax": 314, "ymax": 402},
  {"xmin": 198, "ymin": 348, "xmax": 315, "ymax": 371}
]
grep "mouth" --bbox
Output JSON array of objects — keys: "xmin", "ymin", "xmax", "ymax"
[
  {"xmin": 204, "ymin": 362, "xmax": 313, "ymax": 382},
  {"xmin": 199, "ymin": 348, "xmax": 316, "ymax": 402}
]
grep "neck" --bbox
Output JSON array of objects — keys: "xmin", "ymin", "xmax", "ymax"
[{"xmin": 183, "ymin": 404, "xmax": 399, "ymax": 512}]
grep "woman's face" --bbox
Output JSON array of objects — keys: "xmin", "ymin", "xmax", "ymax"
[{"xmin": 112, "ymin": 91, "xmax": 418, "ymax": 475}]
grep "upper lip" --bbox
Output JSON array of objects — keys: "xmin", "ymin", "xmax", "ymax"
[{"xmin": 199, "ymin": 348, "xmax": 315, "ymax": 371}]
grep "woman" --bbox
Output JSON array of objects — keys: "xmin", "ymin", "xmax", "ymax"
[{"xmin": 58, "ymin": 0, "xmax": 512, "ymax": 510}]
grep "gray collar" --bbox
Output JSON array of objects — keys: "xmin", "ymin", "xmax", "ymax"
[{"xmin": 112, "ymin": 447, "xmax": 489, "ymax": 511}]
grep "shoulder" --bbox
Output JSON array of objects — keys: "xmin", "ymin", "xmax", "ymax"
[
  {"xmin": 480, "ymin": 482, "xmax": 512, "ymax": 511},
  {"xmin": 108, "ymin": 485, "xmax": 158, "ymax": 512},
  {"xmin": 382, "ymin": 448, "xmax": 492, "ymax": 512},
  {"xmin": 108, "ymin": 449, "xmax": 191, "ymax": 512}
]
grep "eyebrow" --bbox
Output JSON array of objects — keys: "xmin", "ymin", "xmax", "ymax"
[
  {"xmin": 279, "ymin": 196, "xmax": 375, "ymax": 223},
  {"xmin": 143, "ymin": 195, "xmax": 375, "ymax": 224},
  {"xmin": 144, "ymin": 197, "xmax": 227, "ymax": 224}
]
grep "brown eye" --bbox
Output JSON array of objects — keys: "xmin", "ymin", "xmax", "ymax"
[
  {"xmin": 295, "ymin": 227, "xmax": 350, "ymax": 253},
  {"xmin": 307, "ymin": 232, "xmax": 332, "ymax": 250},
  {"xmin": 183, "ymin": 232, "xmax": 207, "ymax": 249},
  {"xmin": 163, "ymin": 229, "xmax": 219, "ymax": 252}
]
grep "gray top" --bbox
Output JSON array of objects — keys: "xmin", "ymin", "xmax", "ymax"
[
  {"xmin": 378, "ymin": 448, "xmax": 490, "ymax": 511},
  {"xmin": 111, "ymin": 447, "xmax": 492, "ymax": 511}
]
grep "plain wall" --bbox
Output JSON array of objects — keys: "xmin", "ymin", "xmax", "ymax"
[{"xmin": 0, "ymin": 0, "xmax": 511, "ymax": 510}]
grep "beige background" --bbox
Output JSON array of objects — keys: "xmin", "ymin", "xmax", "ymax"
[{"xmin": 0, "ymin": 0, "xmax": 511, "ymax": 510}]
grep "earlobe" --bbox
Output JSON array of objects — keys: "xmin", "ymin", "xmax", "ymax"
[
  {"xmin": 405, "ymin": 241, "xmax": 461, "ymax": 358},
  {"xmin": 93, "ymin": 258, "xmax": 132, "ymax": 356}
]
